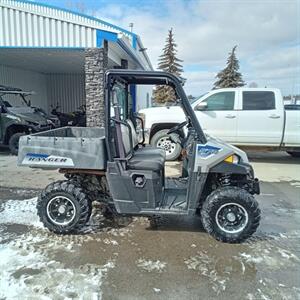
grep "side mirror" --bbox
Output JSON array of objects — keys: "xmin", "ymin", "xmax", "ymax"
[{"xmin": 195, "ymin": 101, "xmax": 208, "ymax": 111}]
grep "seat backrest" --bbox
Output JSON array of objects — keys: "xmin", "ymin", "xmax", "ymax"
[
  {"xmin": 120, "ymin": 119, "xmax": 139, "ymax": 156},
  {"xmin": 127, "ymin": 119, "xmax": 139, "ymax": 147}
]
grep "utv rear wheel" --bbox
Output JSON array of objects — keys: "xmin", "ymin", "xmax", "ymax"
[
  {"xmin": 201, "ymin": 187, "xmax": 260, "ymax": 243},
  {"xmin": 8, "ymin": 132, "xmax": 25, "ymax": 155},
  {"xmin": 37, "ymin": 180, "xmax": 92, "ymax": 234}
]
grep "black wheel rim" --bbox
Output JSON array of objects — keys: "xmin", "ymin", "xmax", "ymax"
[
  {"xmin": 215, "ymin": 203, "xmax": 248, "ymax": 234},
  {"xmin": 46, "ymin": 196, "xmax": 76, "ymax": 225}
]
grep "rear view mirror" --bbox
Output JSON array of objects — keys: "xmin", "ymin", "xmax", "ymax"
[{"xmin": 195, "ymin": 102, "xmax": 208, "ymax": 111}]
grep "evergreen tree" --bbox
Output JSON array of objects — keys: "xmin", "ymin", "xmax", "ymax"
[
  {"xmin": 153, "ymin": 29, "xmax": 183, "ymax": 104},
  {"xmin": 213, "ymin": 46, "xmax": 245, "ymax": 89}
]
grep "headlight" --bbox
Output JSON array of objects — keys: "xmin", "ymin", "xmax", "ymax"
[
  {"xmin": 7, "ymin": 115, "xmax": 21, "ymax": 122},
  {"xmin": 224, "ymin": 154, "xmax": 240, "ymax": 164}
]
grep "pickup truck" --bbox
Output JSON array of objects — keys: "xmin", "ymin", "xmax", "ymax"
[{"xmin": 139, "ymin": 88, "xmax": 300, "ymax": 160}]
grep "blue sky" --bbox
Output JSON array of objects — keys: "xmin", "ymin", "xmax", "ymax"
[{"xmin": 34, "ymin": 0, "xmax": 299, "ymax": 96}]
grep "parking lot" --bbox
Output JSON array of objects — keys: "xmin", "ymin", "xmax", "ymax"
[{"xmin": 0, "ymin": 147, "xmax": 300, "ymax": 299}]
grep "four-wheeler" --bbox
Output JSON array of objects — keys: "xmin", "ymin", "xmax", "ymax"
[
  {"xmin": 51, "ymin": 104, "xmax": 86, "ymax": 127},
  {"xmin": 18, "ymin": 70, "xmax": 261, "ymax": 243},
  {"xmin": 0, "ymin": 85, "xmax": 57, "ymax": 155}
]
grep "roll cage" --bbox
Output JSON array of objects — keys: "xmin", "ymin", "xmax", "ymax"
[{"xmin": 104, "ymin": 69, "xmax": 207, "ymax": 161}]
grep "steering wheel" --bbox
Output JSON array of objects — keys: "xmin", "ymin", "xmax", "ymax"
[{"xmin": 167, "ymin": 121, "xmax": 188, "ymax": 135}]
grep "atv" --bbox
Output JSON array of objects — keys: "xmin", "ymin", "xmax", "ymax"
[{"xmin": 18, "ymin": 70, "xmax": 261, "ymax": 243}]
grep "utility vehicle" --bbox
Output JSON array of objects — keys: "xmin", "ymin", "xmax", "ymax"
[
  {"xmin": 18, "ymin": 70, "xmax": 261, "ymax": 243},
  {"xmin": 0, "ymin": 85, "xmax": 57, "ymax": 154}
]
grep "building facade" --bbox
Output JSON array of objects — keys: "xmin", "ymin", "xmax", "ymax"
[{"xmin": 0, "ymin": 0, "xmax": 153, "ymax": 125}]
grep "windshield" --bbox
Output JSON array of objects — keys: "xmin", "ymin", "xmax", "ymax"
[
  {"xmin": 0, "ymin": 93, "xmax": 27, "ymax": 107},
  {"xmin": 190, "ymin": 92, "xmax": 209, "ymax": 104}
]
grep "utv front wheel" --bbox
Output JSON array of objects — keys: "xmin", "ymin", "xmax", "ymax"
[
  {"xmin": 8, "ymin": 132, "xmax": 25, "ymax": 155},
  {"xmin": 37, "ymin": 180, "xmax": 92, "ymax": 234},
  {"xmin": 201, "ymin": 187, "xmax": 260, "ymax": 243}
]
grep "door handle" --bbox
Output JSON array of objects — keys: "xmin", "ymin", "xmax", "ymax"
[
  {"xmin": 225, "ymin": 114, "xmax": 236, "ymax": 119},
  {"xmin": 269, "ymin": 114, "xmax": 280, "ymax": 119}
]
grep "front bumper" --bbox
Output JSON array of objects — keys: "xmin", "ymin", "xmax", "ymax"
[{"xmin": 243, "ymin": 163, "xmax": 260, "ymax": 195}]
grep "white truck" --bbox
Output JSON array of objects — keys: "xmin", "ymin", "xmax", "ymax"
[{"xmin": 139, "ymin": 88, "xmax": 300, "ymax": 160}]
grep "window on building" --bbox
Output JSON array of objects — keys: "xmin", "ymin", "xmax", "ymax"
[
  {"xmin": 243, "ymin": 91, "xmax": 275, "ymax": 110},
  {"xmin": 204, "ymin": 92, "xmax": 235, "ymax": 111}
]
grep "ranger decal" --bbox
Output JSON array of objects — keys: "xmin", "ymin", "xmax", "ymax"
[{"xmin": 22, "ymin": 153, "xmax": 74, "ymax": 167}]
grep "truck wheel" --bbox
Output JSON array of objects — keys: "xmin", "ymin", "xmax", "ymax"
[
  {"xmin": 287, "ymin": 151, "xmax": 300, "ymax": 158},
  {"xmin": 37, "ymin": 180, "xmax": 92, "ymax": 234},
  {"xmin": 200, "ymin": 187, "xmax": 261, "ymax": 243},
  {"xmin": 150, "ymin": 129, "xmax": 182, "ymax": 161},
  {"xmin": 8, "ymin": 132, "xmax": 25, "ymax": 155}
]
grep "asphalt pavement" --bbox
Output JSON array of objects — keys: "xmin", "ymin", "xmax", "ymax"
[{"xmin": 0, "ymin": 147, "xmax": 299, "ymax": 299}]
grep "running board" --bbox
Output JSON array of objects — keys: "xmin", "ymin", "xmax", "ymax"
[{"xmin": 139, "ymin": 209, "xmax": 188, "ymax": 216}]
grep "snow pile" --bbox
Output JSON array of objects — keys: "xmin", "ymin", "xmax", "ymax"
[
  {"xmin": 136, "ymin": 258, "xmax": 166, "ymax": 273},
  {"xmin": 0, "ymin": 198, "xmax": 121, "ymax": 299},
  {"xmin": 0, "ymin": 197, "xmax": 43, "ymax": 228},
  {"xmin": 0, "ymin": 232, "xmax": 115, "ymax": 299}
]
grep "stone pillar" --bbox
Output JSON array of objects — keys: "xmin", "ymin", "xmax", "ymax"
[{"xmin": 85, "ymin": 41, "xmax": 108, "ymax": 127}]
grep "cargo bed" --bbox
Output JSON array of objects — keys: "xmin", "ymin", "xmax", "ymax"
[{"xmin": 18, "ymin": 127, "xmax": 106, "ymax": 170}]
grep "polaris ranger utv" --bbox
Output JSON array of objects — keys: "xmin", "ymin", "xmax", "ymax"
[{"xmin": 18, "ymin": 70, "xmax": 261, "ymax": 243}]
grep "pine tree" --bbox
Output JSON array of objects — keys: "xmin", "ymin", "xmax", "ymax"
[
  {"xmin": 153, "ymin": 29, "xmax": 183, "ymax": 104},
  {"xmin": 213, "ymin": 46, "xmax": 245, "ymax": 89}
]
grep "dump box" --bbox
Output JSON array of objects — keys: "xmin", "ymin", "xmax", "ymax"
[{"xmin": 17, "ymin": 127, "xmax": 106, "ymax": 170}]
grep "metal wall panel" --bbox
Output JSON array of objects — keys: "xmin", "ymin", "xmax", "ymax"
[
  {"xmin": 0, "ymin": 4, "xmax": 97, "ymax": 47},
  {"xmin": 0, "ymin": 65, "xmax": 85, "ymax": 113},
  {"xmin": 0, "ymin": 0, "xmax": 133, "ymax": 48},
  {"xmin": 0, "ymin": 64, "xmax": 48, "ymax": 110},
  {"xmin": 46, "ymin": 73, "xmax": 85, "ymax": 113}
]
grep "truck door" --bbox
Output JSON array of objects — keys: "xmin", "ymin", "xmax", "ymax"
[
  {"xmin": 236, "ymin": 90, "xmax": 284, "ymax": 145},
  {"xmin": 194, "ymin": 91, "xmax": 237, "ymax": 143}
]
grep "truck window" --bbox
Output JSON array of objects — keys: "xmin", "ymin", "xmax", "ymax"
[
  {"xmin": 243, "ymin": 91, "xmax": 275, "ymax": 110},
  {"xmin": 205, "ymin": 92, "xmax": 235, "ymax": 110}
]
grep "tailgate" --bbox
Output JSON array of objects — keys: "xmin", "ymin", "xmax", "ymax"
[{"xmin": 17, "ymin": 127, "xmax": 107, "ymax": 170}]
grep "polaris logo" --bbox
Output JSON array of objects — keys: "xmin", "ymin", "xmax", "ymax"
[
  {"xmin": 22, "ymin": 153, "xmax": 74, "ymax": 167},
  {"xmin": 197, "ymin": 144, "xmax": 221, "ymax": 159}
]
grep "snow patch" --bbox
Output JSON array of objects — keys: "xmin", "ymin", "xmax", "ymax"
[
  {"xmin": 239, "ymin": 241, "xmax": 300, "ymax": 269},
  {"xmin": 0, "ymin": 235, "xmax": 115, "ymax": 300},
  {"xmin": 184, "ymin": 251, "xmax": 228, "ymax": 295},
  {"xmin": 0, "ymin": 198, "xmax": 44, "ymax": 228},
  {"xmin": 136, "ymin": 258, "xmax": 166, "ymax": 273}
]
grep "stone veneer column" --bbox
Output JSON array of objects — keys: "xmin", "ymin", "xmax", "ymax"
[{"xmin": 85, "ymin": 41, "xmax": 108, "ymax": 127}]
